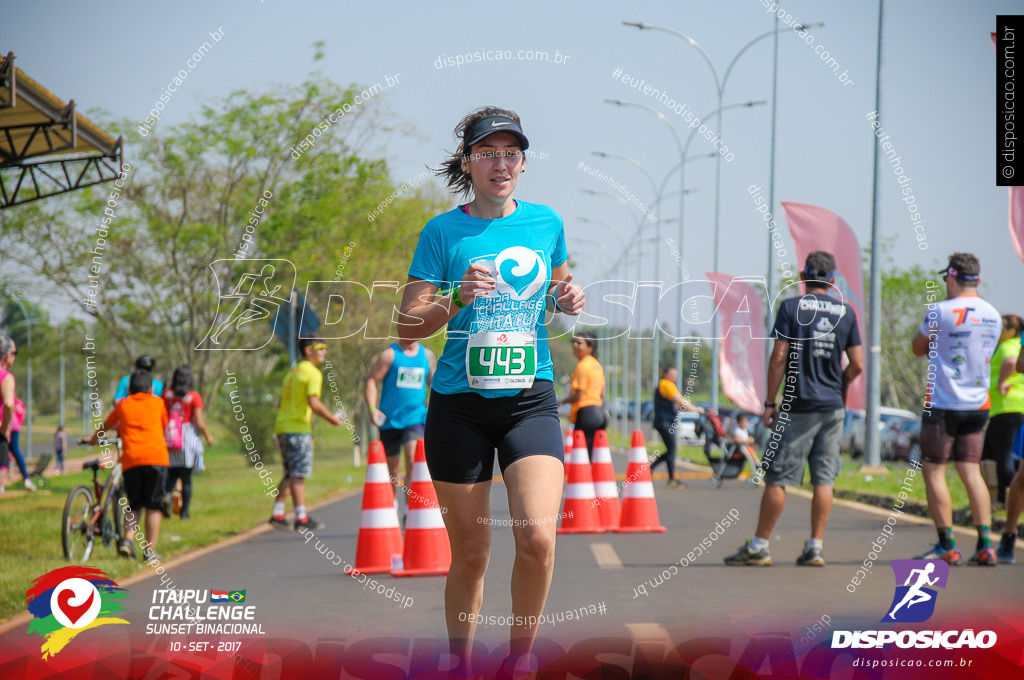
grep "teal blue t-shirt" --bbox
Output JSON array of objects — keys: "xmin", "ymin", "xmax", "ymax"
[{"xmin": 408, "ymin": 200, "xmax": 567, "ymax": 397}]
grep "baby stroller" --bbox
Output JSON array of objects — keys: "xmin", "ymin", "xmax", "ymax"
[{"xmin": 696, "ymin": 411, "xmax": 761, "ymax": 488}]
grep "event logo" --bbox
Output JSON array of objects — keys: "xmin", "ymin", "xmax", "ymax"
[
  {"xmin": 495, "ymin": 247, "xmax": 546, "ymax": 301},
  {"xmin": 884, "ymin": 560, "xmax": 948, "ymax": 623},
  {"xmin": 25, "ymin": 567, "xmax": 129, "ymax": 659},
  {"xmin": 833, "ymin": 558, "xmax": 995, "ymax": 650},
  {"xmin": 196, "ymin": 259, "xmax": 296, "ymax": 350}
]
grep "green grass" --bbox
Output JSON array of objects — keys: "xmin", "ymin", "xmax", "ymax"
[{"xmin": 0, "ymin": 423, "xmax": 364, "ymax": 623}]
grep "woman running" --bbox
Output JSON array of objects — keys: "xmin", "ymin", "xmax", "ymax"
[{"xmin": 399, "ymin": 106, "xmax": 584, "ymax": 676}]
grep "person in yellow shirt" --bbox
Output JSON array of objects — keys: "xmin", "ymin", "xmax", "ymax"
[
  {"xmin": 559, "ymin": 332, "xmax": 606, "ymax": 459},
  {"xmin": 268, "ymin": 337, "xmax": 342, "ymax": 531},
  {"xmin": 650, "ymin": 366, "xmax": 704, "ymax": 488},
  {"xmin": 990, "ymin": 314, "xmax": 1024, "ymax": 562}
]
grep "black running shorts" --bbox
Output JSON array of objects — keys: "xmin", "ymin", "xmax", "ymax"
[
  {"xmin": 424, "ymin": 380, "xmax": 563, "ymax": 484},
  {"xmin": 123, "ymin": 465, "xmax": 169, "ymax": 511},
  {"xmin": 920, "ymin": 408, "xmax": 989, "ymax": 464}
]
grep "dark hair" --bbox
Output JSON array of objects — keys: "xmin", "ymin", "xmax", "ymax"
[
  {"xmin": 736, "ymin": 413, "xmax": 750, "ymax": 422},
  {"xmin": 1004, "ymin": 314, "xmax": 1024, "ymax": 338},
  {"xmin": 432, "ymin": 106, "xmax": 525, "ymax": 198},
  {"xmin": 298, "ymin": 337, "xmax": 325, "ymax": 357},
  {"xmin": 661, "ymin": 365, "xmax": 677, "ymax": 377},
  {"xmin": 171, "ymin": 365, "xmax": 193, "ymax": 398},
  {"xmin": 574, "ymin": 331, "xmax": 599, "ymax": 359},
  {"xmin": 946, "ymin": 252, "xmax": 980, "ymax": 280},
  {"xmin": 803, "ymin": 251, "xmax": 837, "ymax": 287},
  {"xmin": 135, "ymin": 355, "xmax": 156, "ymax": 371},
  {"xmin": 129, "ymin": 369, "xmax": 153, "ymax": 395}
]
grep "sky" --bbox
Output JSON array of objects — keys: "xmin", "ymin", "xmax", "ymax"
[{"xmin": 5, "ymin": 0, "xmax": 1024, "ymax": 326}]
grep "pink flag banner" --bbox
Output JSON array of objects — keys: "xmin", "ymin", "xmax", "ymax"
[
  {"xmin": 1009, "ymin": 186, "xmax": 1024, "ymax": 264},
  {"xmin": 780, "ymin": 201, "xmax": 867, "ymax": 410},
  {"xmin": 706, "ymin": 273, "xmax": 766, "ymax": 414}
]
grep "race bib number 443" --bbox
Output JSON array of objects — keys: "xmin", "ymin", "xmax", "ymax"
[{"xmin": 467, "ymin": 331, "xmax": 537, "ymax": 390}]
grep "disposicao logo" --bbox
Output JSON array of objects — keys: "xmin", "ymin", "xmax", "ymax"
[
  {"xmin": 885, "ymin": 559, "xmax": 948, "ymax": 623},
  {"xmin": 832, "ymin": 560, "xmax": 996, "ymax": 650},
  {"xmin": 26, "ymin": 566, "xmax": 129, "ymax": 659}
]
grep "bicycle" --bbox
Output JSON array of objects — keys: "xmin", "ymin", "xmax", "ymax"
[{"xmin": 61, "ymin": 454, "xmax": 127, "ymax": 562}]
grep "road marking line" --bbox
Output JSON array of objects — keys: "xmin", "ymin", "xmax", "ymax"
[{"xmin": 590, "ymin": 542, "xmax": 623, "ymax": 569}]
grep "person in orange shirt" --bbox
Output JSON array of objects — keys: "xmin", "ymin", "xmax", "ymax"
[
  {"xmin": 85, "ymin": 370, "xmax": 169, "ymax": 560},
  {"xmin": 559, "ymin": 332, "xmax": 606, "ymax": 459}
]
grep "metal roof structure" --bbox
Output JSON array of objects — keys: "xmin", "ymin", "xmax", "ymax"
[{"xmin": 0, "ymin": 51, "xmax": 123, "ymax": 209}]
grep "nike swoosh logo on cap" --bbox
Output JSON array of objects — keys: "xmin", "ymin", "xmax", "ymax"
[{"xmin": 491, "ymin": 121, "xmax": 512, "ymax": 127}]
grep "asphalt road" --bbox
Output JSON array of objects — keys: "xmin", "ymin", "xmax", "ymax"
[
  {"xmin": 4, "ymin": 449, "xmax": 1020, "ymax": 677},
  {"xmin": 112, "ymin": 452, "xmax": 1020, "ymax": 640}
]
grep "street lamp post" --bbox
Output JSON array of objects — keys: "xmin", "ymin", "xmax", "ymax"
[
  {"xmin": 580, "ymin": 188, "xmax": 655, "ymax": 433},
  {"xmin": 574, "ymin": 234, "xmax": 656, "ymax": 435},
  {"xmin": 606, "ymin": 99, "xmax": 764, "ymax": 393},
  {"xmin": 591, "ymin": 151, "xmax": 662, "ymax": 417},
  {"xmin": 624, "ymin": 19, "xmax": 822, "ymax": 412}
]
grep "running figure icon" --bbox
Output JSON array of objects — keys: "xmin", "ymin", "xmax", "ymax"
[
  {"xmin": 887, "ymin": 562, "xmax": 939, "ymax": 620},
  {"xmin": 209, "ymin": 264, "xmax": 285, "ymax": 345}
]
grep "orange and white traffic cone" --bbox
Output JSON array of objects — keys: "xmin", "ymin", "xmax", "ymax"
[
  {"xmin": 345, "ymin": 441, "xmax": 403, "ymax": 574},
  {"xmin": 557, "ymin": 430, "xmax": 604, "ymax": 534},
  {"xmin": 393, "ymin": 440, "xmax": 451, "ymax": 577},
  {"xmin": 564, "ymin": 429, "xmax": 574, "ymax": 467},
  {"xmin": 615, "ymin": 430, "xmax": 666, "ymax": 533},
  {"xmin": 591, "ymin": 430, "xmax": 621, "ymax": 530}
]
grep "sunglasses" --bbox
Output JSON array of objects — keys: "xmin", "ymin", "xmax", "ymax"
[{"xmin": 311, "ymin": 344, "xmax": 327, "ymax": 351}]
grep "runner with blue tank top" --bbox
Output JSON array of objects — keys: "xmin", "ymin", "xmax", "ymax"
[
  {"xmin": 397, "ymin": 107, "xmax": 585, "ymax": 677},
  {"xmin": 365, "ymin": 340, "xmax": 434, "ymax": 506}
]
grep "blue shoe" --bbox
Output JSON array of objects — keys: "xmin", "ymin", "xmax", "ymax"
[
  {"xmin": 997, "ymin": 533, "xmax": 1016, "ymax": 564},
  {"xmin": 915, "ymin": 542, "xmax": 963, "ymax": 566}
]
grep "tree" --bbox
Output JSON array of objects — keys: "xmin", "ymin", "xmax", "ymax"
[
  {"xmin": 0, "ymin": 49, "xmax": 440, "ymax": 418},
  {"xmin": 878, "ymin": 263, "xmax": 935, "ymax": 410}
]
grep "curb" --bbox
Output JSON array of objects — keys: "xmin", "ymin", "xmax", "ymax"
[{"xmin": 0, "ymin": 487, "xmax": 360, "ymax": 634}]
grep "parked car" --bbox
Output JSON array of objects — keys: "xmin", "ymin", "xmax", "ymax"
[
  {"xmin": 626, "ymin": 400, "xmax": 654, "ymax": 422},
  {"xmin": 885, "ymin": 417, "xmax": 921, "ymax": 463},
  {"xmin": 841, "ymin": 407, "xmax": 918, "ymax": 458}
]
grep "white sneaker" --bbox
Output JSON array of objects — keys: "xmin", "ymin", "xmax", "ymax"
[{"xmin": 24, "ymin": 479, "xmax": 37, "ymax": 492}]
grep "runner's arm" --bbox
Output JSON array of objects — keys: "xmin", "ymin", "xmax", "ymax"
[
  {"xmin": 1018, "ymin": 351, "xmax": 1024, "ymax": 374},
  {"xmin": 842, "ymin": 345, "xmax": 865, "ymax": 401},
  {"xmin": 560, "ymin": 388, "xmax": 583, "ymax": 406},
  {"xmin": 0, "ymin": 374, "xmax": 12, "ymax": 439},
  {"xmin": 425, "ymin": 348, "xmax": 436, "ymax": 390},
  {"xmin": 911, "ymin": 331, "xmax": 931, "ymax": 357},
  {"xmin": 364, "ymin": 348, "xmax": 394, "ymax": 411},
  {"xmin": 365, "ymin": 348, "xmax": 393, "ymax": 426},
  {"xmin": 308, "ymin": 394, "xmax": 341, "ymax": 426},
  {"xmin": 762, "ymin": 339, "xmax": 789, "ymax": 427},
  {"xmin": 546, "ymin": 264, "xmax": 585, "ymax": 315},
  {"xmin": 193, "ymin": 405, "xmax": 215, "ymax": 445},
  {"xmin": 998, "ymin": 353, "xmax": 1017, "ymax": 395},
  {"xmin": 398, "ymin": 265, "xmax": 493, "ymax": 341}
]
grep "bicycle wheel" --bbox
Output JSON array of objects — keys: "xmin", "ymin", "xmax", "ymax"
[{"xmin": 62, "ymin": 485, "xmax": 95, "ymax": 562}]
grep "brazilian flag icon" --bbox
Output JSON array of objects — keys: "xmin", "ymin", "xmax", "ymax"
[{"xmin": 228, "ymin": 591, "xmax": 246, "ymax": 603}]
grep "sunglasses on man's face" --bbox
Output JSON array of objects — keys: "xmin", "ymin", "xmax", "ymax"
[{"xmin": 311, "ymin": 344, "xmax": 328, "ymax": 351}]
